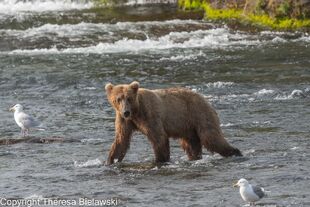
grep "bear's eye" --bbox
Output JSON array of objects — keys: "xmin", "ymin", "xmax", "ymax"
[{"xmin": 117, "ymin": 97, "xmax": 122, "ymax": 103}]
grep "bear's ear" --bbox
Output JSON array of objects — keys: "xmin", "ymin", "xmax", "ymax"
[
  {"xmin": 105, "ymin": 83, "xmax": 114, "ymax": 93},
  {"xmin": 129, "ymin": 81, "xmax": 139, "ymax": 92}
]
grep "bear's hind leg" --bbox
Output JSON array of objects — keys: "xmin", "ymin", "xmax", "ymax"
[
  {"xmin": 180, "ymin": 137, "xmax": 202, "ymax": 161},
  {"xmin": 197, "ymin": 128, "xmax": 242, "ymax": 157}
]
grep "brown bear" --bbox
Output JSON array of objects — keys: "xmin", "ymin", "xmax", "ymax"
[{"xmin": 105, "ymin": 81, "xmax": 242, "ymax": 165}]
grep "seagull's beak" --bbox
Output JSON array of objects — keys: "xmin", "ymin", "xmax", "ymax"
[
  {"xmin": 233, "ymin": 182, "xmax": 239, "ymax": 188},
  {"xmin": 9, "ymin": 107, "xmax": 14, "ymax": 112}
]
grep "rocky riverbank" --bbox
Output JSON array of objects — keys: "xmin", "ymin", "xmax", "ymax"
[{"xmin": 178, "ymin": 0, "xmax": 310, "ymax": 31}]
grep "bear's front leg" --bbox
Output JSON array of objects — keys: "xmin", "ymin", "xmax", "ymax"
[
  {"xmin": 153, "ymin": 139, "xmax": 170, "ymax": 163},
  {"xmin": 145, "ymin": 124, "xmax": 170, "ymax": 163},
  {"xmin": 107, "ymin": 115, "xmax": 135, "ymax": 165}
]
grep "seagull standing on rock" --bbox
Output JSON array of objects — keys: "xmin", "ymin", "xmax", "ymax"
[
  {"xmin": 9, "ymin": 104, "xmax": 44, "ymax": 137},
  {"xmin": 234, "ymin": 178, "xmax": 266, "ymax": 206}
]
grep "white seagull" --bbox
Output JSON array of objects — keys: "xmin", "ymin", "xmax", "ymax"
[
  {"xmin": 9, "ymin": 104, "xmax": 44, "ymax": 137},
  {"xmin": 234, "ymin": 178, "xmax": 266, "ymax": 206}
]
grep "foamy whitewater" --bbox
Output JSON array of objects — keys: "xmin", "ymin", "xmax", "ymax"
[
  {"xmin": 2, "ymin": 19, "xmax": 309, "ymax": 55},
  {"xmin": 0, "ymin": 0, "xmax": 93, "ymax": 14},
  {"xmin": 1, "ymin": 20, "xmax": 209, "ymax": 36},
  {"xmin": 4, "ymin": 28, "xmax": 263, "ymax": 54}
]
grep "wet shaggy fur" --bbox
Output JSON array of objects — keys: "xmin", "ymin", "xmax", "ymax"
[{"xmin": 105, "ymin": 81, "xmax": 242, "ymax": 165}]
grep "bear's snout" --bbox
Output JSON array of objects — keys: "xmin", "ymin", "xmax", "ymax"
[{"xmin": 123, "ymin": 110, "xmax": 131, "ymax": 118}]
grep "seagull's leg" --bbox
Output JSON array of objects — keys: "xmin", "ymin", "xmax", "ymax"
[
  {"xmin": 25, "ymin": 129, "xmax": 29, "ymax": 137},
  {"xmin": 21, "ymin": 128, "xmax": 24, "ymax": 137}
]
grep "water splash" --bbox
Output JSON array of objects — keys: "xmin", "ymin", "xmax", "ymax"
[
  {"xmin": 74, "ymin": 158, "xmax": 103, "ymax": 168},
  {"xmin": 205, "ymin": 81, "xmax": 235, "ymax": 88},
  {"xmin": 275, "ymin": 89, "xmax": 307, "ymax": 100},
  {"xmin": 254, "ymin": 89, "xmax": 275, "ymax": 96}
]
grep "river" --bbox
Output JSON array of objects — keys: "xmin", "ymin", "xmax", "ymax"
[{"xmin": 0, "ymin": 1, "xmax": 309, "ymax": 206}]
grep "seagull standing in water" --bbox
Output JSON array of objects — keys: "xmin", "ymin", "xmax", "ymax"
[
  {"xmin": 9, "ymin": 104, "xmax": 44, "ymax": 137},
  {"xmin": 234, "ymin": 178, "xmax": 266, "ymax": 206}
]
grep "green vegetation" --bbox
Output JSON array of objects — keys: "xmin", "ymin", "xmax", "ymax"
[
  {"xmin": 202, "ymin": 3, "xmax": 242, "ymax": 20},
  {"xmin": 189, "ymin": 0, "xmax": 202, "ymax": 10},
  {"xmin": 248, "ymin": 14, "xmax": 310, "ymax": 29},
  {"xmin": 179, "ymin": 0, "xmax": 310, "ymax": 30},
  {"xmin": 276, "ymin": 0, "xmax": 291, "ymax": 17}
]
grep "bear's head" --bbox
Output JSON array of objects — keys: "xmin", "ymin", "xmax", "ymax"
[{"xmin": 105, "ymin": 81, "xmax": 140, "ymax": 119}]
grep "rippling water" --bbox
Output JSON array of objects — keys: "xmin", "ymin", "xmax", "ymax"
[{"xmin": 0, "ymin": 1, "xmax": 309, "ymax": 206}]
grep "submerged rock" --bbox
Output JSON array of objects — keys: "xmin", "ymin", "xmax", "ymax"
[{"xmin": 0, "ymin": 137, "xmax": 79, "ymax": 145}]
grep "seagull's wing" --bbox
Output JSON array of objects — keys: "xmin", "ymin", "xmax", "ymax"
[
  {"xmin": 17, "ymin": 112, "xmax": 41, "ymax": 129},
  {"xmin": 252, "ymin": 185, "xmax": 265, "ymax": 199}
]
